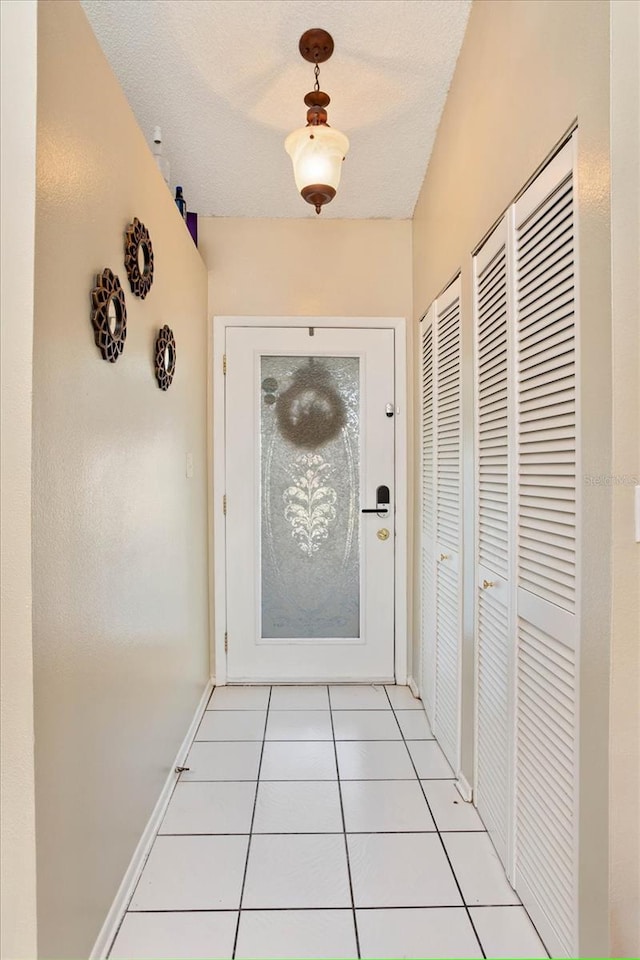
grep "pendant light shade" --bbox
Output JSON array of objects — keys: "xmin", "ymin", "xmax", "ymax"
[
  {"xmin": 285, "ymin": 124, "xmax": 350, "ymax": 212},
  {"xmin": 285, "ymin": 29, "xmax": 349, "ymax": 215}
]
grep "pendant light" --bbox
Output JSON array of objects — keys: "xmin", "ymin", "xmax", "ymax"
[{"xmin": 285, "ymin": 29, "xmax": 349, "ymax": 215}]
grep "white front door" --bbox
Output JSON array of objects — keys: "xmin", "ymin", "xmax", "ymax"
[{"xmin": 224, "ymin": 326, "xmax": 395, "ymax": 682}]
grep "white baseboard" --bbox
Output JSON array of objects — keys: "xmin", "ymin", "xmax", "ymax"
[
  {"xmin": 456, "ymin": 772, "xmax": 473, "ymax": 803},
  {"xmin": 407, "ymin": 675, "xmax": 421, "ymax": 700},
  {"xmin": 90, "ymin": 678, "xmax": 215, "ymax": 959},
  {"xmin": 224, "ymin": 674, "xmax": 395, "ymax": 687}
]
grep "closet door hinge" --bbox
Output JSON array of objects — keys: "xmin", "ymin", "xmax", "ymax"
[
  {"xmin": 223, "ymin": 494, "xmax": 227, "ymax": 515},
  {"xmin": 223, "ymin": 354, "xmax": 227, "ymax": 375},
  {"xmin": 224, "ymin": 632, "xmax": 228, "ymax": 653}
]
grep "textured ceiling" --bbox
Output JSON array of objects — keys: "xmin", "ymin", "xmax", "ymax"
[{"xmin": 81, "ymin": 0, "xmax": 471, "ymax": 219}]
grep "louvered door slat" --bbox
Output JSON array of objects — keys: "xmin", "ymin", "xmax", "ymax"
[{"xmin": 519, "ymin": 290, "xmax": 574, "ymax": 332}]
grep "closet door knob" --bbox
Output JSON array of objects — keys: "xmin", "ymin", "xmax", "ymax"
[{"xmin": 482, "ymin": 579, "xmax": 496, "ymax": 589}]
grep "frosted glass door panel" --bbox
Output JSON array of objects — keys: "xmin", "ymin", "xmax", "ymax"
[
  {"xmin": 261, "ymin": 356, "xmax": 360, "ymax": 638},
  {"xmin": 225, "ymin": 326, "xmax": 395, "ymax": 683}
]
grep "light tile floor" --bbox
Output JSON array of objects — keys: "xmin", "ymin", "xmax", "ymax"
[{"xmin": 109, "ymin": 685, "xmax": 549, "ymax": 959}]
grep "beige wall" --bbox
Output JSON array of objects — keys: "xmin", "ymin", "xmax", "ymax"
[
  {"xmin": 33, "ymin": 3, "xmax": 210, "ymax": 956},
  {"xmin": 411, "ymin": 1, "xmax": 611, "ymax": 955},
  {"xmin": 0, "ymin": 2, "xmax": 39, "ymax": 957},
  {"xmin": 199, "ymin": 215, "xmax": 414, "ymax": 675},
  {"xmin": 609, "ymin": 2, "xmax": 640, "ymax": 956},
  {"xmin": 199, "ymin": 218, "xmax": 412, "ymax": 320}
]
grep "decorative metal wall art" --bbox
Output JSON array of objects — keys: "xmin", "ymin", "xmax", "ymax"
[
  {"xmin": 90, "ymin": 267, "xmax": 127, "ymax": 363},
  {"xmin": 124, "ymin": 218, "xmax": 154, "ymax": 299},
  {"xmin": 154, "ymin": 324, "xmax": 176, "ymax": 390}
]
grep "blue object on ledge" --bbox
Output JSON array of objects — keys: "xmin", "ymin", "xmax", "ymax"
[
  {"xmin": 186, "ymin": 211, "xmax": 198, "ymax": 247},
  {"xmin": 174, "ymin": 185, "xmax": 187, "ymax": 219}
]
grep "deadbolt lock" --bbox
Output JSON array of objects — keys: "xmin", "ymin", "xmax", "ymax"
[{"xmin": 377, "ymin": 528, "xmax": 390, "ymax": 541}]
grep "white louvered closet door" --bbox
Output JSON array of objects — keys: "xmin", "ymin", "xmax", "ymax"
[
  {"xmin": 419, "ymin": 278, "xmax": 463, "ymax": 770},
  {"xmin": 433, "ymin": 277, "xmax": 463, "ymax": 769},
  {"xmin": 472, "ymin": 218, "xmax": 513, "ymax": 868},
  {"xmin": 420, "ymin": 307, "xmax": 436, "ymax": 721},
  {"xmin": 513, "ymin": 138, "xmax": 579, "ymax": 958}
]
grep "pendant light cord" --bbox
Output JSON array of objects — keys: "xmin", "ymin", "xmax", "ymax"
[{"xmin": 314, "ymin": 61, "xmax": 320, "ymax": 91}]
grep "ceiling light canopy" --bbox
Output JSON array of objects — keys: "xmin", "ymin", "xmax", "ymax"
[{"xmin": 285, "ymin": 29, "xmax": 349, "ymax": 215}]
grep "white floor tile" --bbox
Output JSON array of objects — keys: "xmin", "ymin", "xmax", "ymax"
[
  {"xmin": 421, "ymin": 780, "xmax": 485, "ymax": 831},
  {"xmin": 357, "ymin": 907, "xmax": 482, "ymax": 959},
  {"xmin": 329, "ymin": 684, "xmax": 391, "ymax": 709},
  {"xmin": 333, "ymin": 710, "xmax": 401, "ymax": 741},
  {"xmin": 469, "ymin": 906, "xmax": 548, "ymax": 958},
  {"xmin": 242, "ymin": 834, "xmax": 351, "ymax": 908},
  {"xmin": 109, "ymin": 911, "xmax": 237, "ymax": 959},
  {"xmin": 385, "ymin": 685, "xmax": 423, "ymax": 710},
  {"xmin": 180, "ymin": 741, "xmax": 262, "ymax": 781},
  {"xmin": 269, "ymin": 685, "xmax": 329, "ymax": 709},
  {"xmin": 159, "ymin": 782, "xmax": 256, "ymax": 835},
  {"xmin": 208, "ymin": 685, "xmax": 270, "ymax": 710},
  {"xmin": 196, "ymin": 711, "xmax": 266, "ymax": 741},
  {"xmin": 348, "ymin": 833, "xmax": 462, "ymax": 907},
  {"xmin": 130, "ymin": 836, "xmax": 248, "ymax": 910},
  {"xmin": 265, "ymin": 709, "xmax": 332, "ymax": 741},
  {"xmin": 395, "ymin": 709, "xmax": 434, "ymax": 740},
  {"xmin": 259, "ymin": 741, "xmax": 337, "ymax": 780},
  {"xmin": 443, "ymin": 833, "xmax": 520, "ymax": 905},
  {"xmin": 407, "ymin": 740, "xmax": 454, "ymax": 778},
  {"xmin": 235, "ymin": 910, "xmax": 357, "ymax": 959},
  {"xmin": 337, "ymin": 741, "xmax": 416, "ymax": 780},
  {"xmin": 253, "ymin": 780, "xmax": 343, "ymax": 833},
  {"xmin": 341, "ymin": 780, "xmax": 436, "ymax": 832},
  {"xmin": 114, "ymin": 685, "xmax": 533, "ymax": 960}
]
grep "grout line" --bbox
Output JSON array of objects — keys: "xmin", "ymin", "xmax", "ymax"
[
  {"xmin": 201, "ymin": 704, "xmax": 426, "ymax": 717},
  {"xmin": 206, "ymin": 707, "xmax": 416, "ymax": 713},
  {"xmin": 231, "ymin": 686, "xmax": 272, "ymax": 959},
  {"xmin": 383, "ymin": 687, "xmax": 488, "ymax": 960},
  {"xmin": 127, "ymin": 903, "xmax": 535, "ymax": 916},
  {"xmin": 156, "ymin": 829, "xmax": 484, "ymax": 837},
  {"xmin": 329, "ymin": 686, "xmax": 361, "ymax": 959},
  {"xmin": 128, "ymin": 903, "xmax": 522, "ymax": 914},
  {"xmin": 179, "ymin": 777, "xmax": 452, "ymax": 783},
  {"xmin": 193, "ymin": 737, "xmax": 440, "ymax": 748}
]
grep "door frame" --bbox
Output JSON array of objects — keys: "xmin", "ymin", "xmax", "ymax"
[{"xmin": 211, "ymin": 315, "xmax": 408, "ymax": 686}]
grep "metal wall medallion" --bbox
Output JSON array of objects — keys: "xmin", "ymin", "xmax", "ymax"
[
  {"xmin": 124, "ymin": 218, "xmax": 154, "ymax": 299},
  {"xmin": 90, "ymin": 267, "xmax": 127, "ymax": 363},
  {"xmin": 154, "ymin": 324, "xmax": 176, "ymax": 390}
]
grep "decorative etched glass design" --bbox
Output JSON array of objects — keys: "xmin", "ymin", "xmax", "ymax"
[{"xmin": 261, "ymin": 356, "xmax": 360, "ymax": 638}]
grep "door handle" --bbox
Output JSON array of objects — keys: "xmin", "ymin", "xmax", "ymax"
[{"xmin": 362, "ymin": 485, "xmax": 390, "ymax": 517}]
